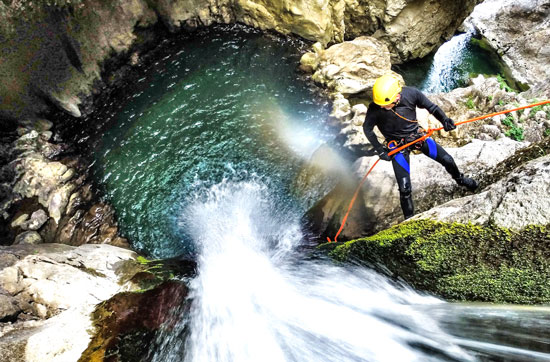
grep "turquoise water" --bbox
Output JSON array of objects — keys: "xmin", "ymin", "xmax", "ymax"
[{"xmin": 77, "ymin": 26, "xmax": 333, "ymax": 258}]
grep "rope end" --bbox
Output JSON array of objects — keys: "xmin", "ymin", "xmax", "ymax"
[{"xmin": 327, "ymin": 237, "xmax": 332, "ymax": 243}]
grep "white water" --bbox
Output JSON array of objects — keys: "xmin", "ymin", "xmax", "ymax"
[
  {"xmin": 152, "ymin": 180, "xmax": 476, "ymax": 362},
  {"xmin": 420, "ymin": 31, "xmax": 473, "ymax": 94}
]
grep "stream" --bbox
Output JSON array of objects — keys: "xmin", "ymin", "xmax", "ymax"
[{"xmin": 72, "ymin": 25, "xmax": 550, "ymax": 361}]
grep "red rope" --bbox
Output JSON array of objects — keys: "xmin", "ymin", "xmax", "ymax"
[{"xmin": 326, "ymin": 99, "xmax": 550, "ymax": 243}]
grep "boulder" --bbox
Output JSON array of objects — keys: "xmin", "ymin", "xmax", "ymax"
[
  {"xmin": 21, "ymin": 210, "xmax": 49, "ymax": 231},
  {"xmin": 467, "ymin": 0, "xmax": 550, "ymax": 89},
  {"xmin": 329, "ymin": 219, "xmax": 550, "ymax": 304},
  {"xmin": 311, "ymin": 36, "xmax": 395, "ymax": 96},
  {"xmin": 0, "ymin": 243, "xmax": 140, "ymax": 362},
  {"xmin": 14, "ymin": 232, "xmax": 42, "ymax": 245}
]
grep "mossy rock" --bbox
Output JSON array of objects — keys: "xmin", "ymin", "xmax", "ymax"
[{"xmin": 328, "ymin": 220, "xmax": 550, "ymax": 304}]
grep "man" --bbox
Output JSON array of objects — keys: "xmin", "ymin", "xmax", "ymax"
[{"xmin": 363, "ymin": 74, "xmax": 478, "ymax": 219}]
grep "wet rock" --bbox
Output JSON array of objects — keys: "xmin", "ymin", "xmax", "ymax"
[
  {"xmin": 329, "ymin": 219, "xmax": 550, "ymax": 303},
  {"xmin": 80, "ymin": 281, "xmax": 189, "ymax": 362},
  {"xmin": 14, "ymin": 231, "xmax": 42, "ymax": 245},
  {"xmin": 56, "ymin": 210, "xmax": 85, "ymax": 245},
  {"xmin": 75, "ymin": 204, "xmax": 115, "ymax": 245}
]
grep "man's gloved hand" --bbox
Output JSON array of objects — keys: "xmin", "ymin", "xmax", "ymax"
[
  {"xmin": 442, "ymin": 118, "xmax": 456, "ymax": 132},
  {"xmin": 378, "ymin": 151, "xmax": 393, "ymax": 161}
]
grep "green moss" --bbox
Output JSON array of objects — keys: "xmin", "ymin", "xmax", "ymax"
[
  {"xmin": 136, "ymin": 255, "xmax": 150, "ymax": 265},
  {"xmin": 328, "ymin": 220, "xmax": 550, "ymax": 304}
]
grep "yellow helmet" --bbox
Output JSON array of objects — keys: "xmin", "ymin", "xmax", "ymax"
[{"xmin": 372, "ymin": 74, "xmax": 402, "ymax": 106}]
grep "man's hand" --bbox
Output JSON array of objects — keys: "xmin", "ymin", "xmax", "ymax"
[
  {"xmin": 378, "ymin": 151, "xmax": 393, "ymax": 161},
  {"xmin": 443, "ymin": 118, "xmax": 456, "ymax": 132}
]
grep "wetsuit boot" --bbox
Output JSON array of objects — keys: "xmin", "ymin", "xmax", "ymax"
[
  {"xmin": 400, "ymin": 193, "xmax": 415, "ymax": 220},
  {"xmin": 454, "ymin": 174, "xmax": 478, "ymax": 191}
]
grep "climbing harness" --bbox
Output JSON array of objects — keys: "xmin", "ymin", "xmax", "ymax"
[
  {"xmin": 386, "ymin": 128, "xmax": 427, "ymax": 151},
  {"xmin": 326, "ymin": 99, "xmax": 550, "ymax": 243}
]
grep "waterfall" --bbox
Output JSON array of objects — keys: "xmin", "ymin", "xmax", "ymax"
[
  {"xmin": 151, "ymin": 179, "xmax": 474, "ymax": 362},
  {"xmin": 420, "ymin": 30, "xmax": 474, "ymax": 94}
]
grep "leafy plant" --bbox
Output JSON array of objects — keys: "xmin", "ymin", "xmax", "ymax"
[
  {"xmin": 465, "ymin": 97, "xmax": 476, "ymax": 110},
  {"xmin": 502, "ymin": 115, "xmax": 524, "ymax": 141},
  {"xmin": 502, "ymin": 115, "xmax": 514, "ymax": 128},
  {"xmin": 497, "ymin": 74, "xmax": 514, "ymax": 93},
  {"xmin": 506, "ymin": 126, "xmax": 525, "ymax": 141}
]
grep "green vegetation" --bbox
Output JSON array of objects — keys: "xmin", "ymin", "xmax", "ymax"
[
  {"xmin": 501, "ymin": 115, "xmax": 524, "ymax": 141},
  {"xmin": 505, "ymin": 126, "xmax": 524, "ymax": 141},
  {"xmin": 497, "ymin": 74, "xmax": 515, "ymax": 93},
  {"xmin": 465, "ymin": 97, "xmax": 476, "ymax": 110},
  {"xmin": 328, "ymin": 220, "xmax": 550, "ymax": 304},
  {"xmin": 529, "ymin": 105, "xmax": 544, "ymax": 114}
]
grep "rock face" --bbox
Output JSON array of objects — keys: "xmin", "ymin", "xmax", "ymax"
[
  {"xmin": 345, "ymin": 0, "xmax": 481, "ymax": 63},
  {"xmin": 415, "ymin": 145, "xmax": 550, "ymax": 229},
  {"xmin": 467, "ymin": 0, "xmax": 550, "ymax": 90},
  {"xmin": 0, "ymin": 243, "xmax": 140, "ymax": 362},
  {"xmin": 0, "ymin": 0, "xmax": 479, "ymax": 122},
  {"xmin": 1, "ymin": 122, "xmax": 128, "ymax": 248}
]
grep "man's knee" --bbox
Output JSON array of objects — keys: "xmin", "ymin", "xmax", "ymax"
[
  {"xmin": 398, "ymin": 177, "xmax": 412, "ymax": 196},
  {"xmin": 441, "ymin": 153, "xmax": 455, "ymax": 166}
]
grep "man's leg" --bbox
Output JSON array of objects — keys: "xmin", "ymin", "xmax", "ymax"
[
  {"xmin": 391, "ymin": 151, "xmax": 415, "ymax": 219},
  {"xmin": 420, "ymin": 137, "xmax": 478, "ymax": 191}
]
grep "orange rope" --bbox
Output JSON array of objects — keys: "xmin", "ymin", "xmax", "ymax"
[{"xmin": 326, "ymin": 99, "xmax": 550, "ymax": 243}]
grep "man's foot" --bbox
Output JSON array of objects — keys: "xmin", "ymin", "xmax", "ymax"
[{"xmin": 454, "ymin": 174, "xmax": 478, "ymax": 191}]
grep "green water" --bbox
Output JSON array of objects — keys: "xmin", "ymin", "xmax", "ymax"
[{"xmin": 74, "ymin": 25, "xmax": 333, "ymax": 258}]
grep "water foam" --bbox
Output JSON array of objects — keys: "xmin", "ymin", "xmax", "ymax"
[{"xmin": 152, "ymin": 180, "xmax": 474, "ymax": 362}]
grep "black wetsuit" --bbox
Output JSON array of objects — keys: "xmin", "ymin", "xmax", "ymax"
[{"xmin": 363, "ymin": 87, "xmax": 461, "ymax": 219}]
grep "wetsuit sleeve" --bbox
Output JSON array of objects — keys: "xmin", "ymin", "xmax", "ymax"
[
  {"xmin": 363, "ymin": 111, "xmax": 384, "ymax": 154},
  {"xmin": 413, "ymin": 88, "xmax": 448, "ymax": 123}
]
